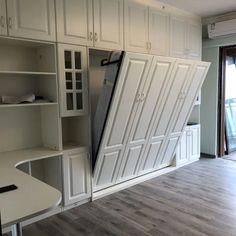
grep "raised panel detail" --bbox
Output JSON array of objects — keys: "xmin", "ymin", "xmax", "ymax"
[
  {"xmin": 96, "ymin": 151, "xmax": 120, "ymax": 187},
  {"xmin": 94, "ymin": 0, "xmax": 123, "ymax": 50},
  {"xmin": 7, "ymin": 0, "xmax": 56, "ymax": 41}
]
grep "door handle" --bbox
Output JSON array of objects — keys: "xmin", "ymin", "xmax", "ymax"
[
  {"xmin": 8, "ymin": 17, "xmax": 13, "ymax": 29},
  {"xmin": 89, "ymin": 32, "xmax": 93, "ymax": 41},
  {"xmin": 0, "ymin": 16, "xmax": 5, "ymax": 28},
  {"xmin": 140, "ymin": 93, "xmax": 145, "ymax": 102},
  {"xmin": 94, "ymin": 33, "xmax": 98, "ymax": 42},
  {"xmin": 136, "ymin": 93, "xmax": 141, "ymax": 102}
]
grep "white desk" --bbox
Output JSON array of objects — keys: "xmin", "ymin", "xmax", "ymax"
[{"xmin": 0, "ymin": 148, "xmax": 62, "ymax": 235}]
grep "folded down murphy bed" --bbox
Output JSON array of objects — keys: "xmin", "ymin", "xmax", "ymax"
[{"xmin": 92, "ymin": 51, "xmax": 210, "ymax": 192}]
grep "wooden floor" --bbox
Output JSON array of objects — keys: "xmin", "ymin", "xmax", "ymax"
[{"xmin": 5, "ymin": 158, "xmax": 236, "ymax": 236}]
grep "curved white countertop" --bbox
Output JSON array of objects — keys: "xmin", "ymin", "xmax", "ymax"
[{"xmin": 0, "ymin": 147, "xmax": 63, "ymax": 227}]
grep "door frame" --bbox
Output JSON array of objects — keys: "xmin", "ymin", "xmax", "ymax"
[{"xmin": 218, "ymin": 45, "xmax": 236, "ymax": 156}]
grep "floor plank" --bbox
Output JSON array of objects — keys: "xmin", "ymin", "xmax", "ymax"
[{"xmin": 4, "ymin": 158, "xmax": 236, "ymax": 236}]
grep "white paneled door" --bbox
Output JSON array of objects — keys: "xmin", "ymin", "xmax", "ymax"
[
  {"xmin": 7, "ymin": 0, "xmax": 56, "ymax": 41},
  {"xmin": 56, "ymin": 0, "xmax": 93, "ymax": 46},
  {"xmin": 93, "ymin": 0, "xmax": 123, "ymax": 50},
  {"xmin": 93, "ymin": 53, "xmax": 153, "ymax": 191}
]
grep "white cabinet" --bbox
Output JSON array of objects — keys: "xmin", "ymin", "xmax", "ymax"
[
  {"xmin": 7, "ymin": 0, "xmax": 56, "ymax": 41},
  {"xmin": 124, "ymin": 1, "xmax": 149, "ymax": 53},
  {"xmin": 170, "ymin": 15, "xmax": 202, "ymax": 60},
  {"xmin": 62, "ymin": 148, "xmax": 91, "ymax": 206},
  {"xmin": 93, "ymin": 0, "xmax": 123, "ymax": 50},
  {"xmin": 58, "ymin": 44, "xmax": 88, "ymax": 117},
  {"xmin": 93, "ymin": 53, "xmax": 153, "ymax": 190},
  {"xmin": 149, "ymin": 7, "xmax": 169, "ymax": 56},
  {"xmin": 56, "ymin": 0, "xmax": 93, "ymax": 46},
  {"xmin": 56, "ymin": 0, "xmax": 123, "ymax": 50},
  {"xmin": 0, "ymin": 0, "xmax": 7, "ymax": 35},
  {"xmin": 124, "ymin": 1, "xmax": 169, "ymax": 55},
  {"xmin": 176, "ymin": 124, "xmax": 200, "ymax": 166}
]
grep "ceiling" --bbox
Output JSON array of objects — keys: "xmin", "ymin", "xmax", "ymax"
[{"xmin": 158, "ymin": 0, "xmax": 236, "ymax": 17}]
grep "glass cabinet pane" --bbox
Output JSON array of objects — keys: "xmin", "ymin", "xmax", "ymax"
[
  {"xmin": 76, "ymin": 73, "xmax": 82, "ymax": 90},
  {"xmin": 65, "ymin": 51, "xmax": 72, "ymax": 69},
  {"xmin": 66, "ymin": 93, "xmax": 73, "ymax": 110},
  {"xmin": 65, "ymin": 72, "xmax": 73, "ymax": 90},
  {"xmin": 76, "ymin": 93, "xmax": 83, "ymax": 110},
  {"xmin": 75, "ymin": 52, "xmax": 82, "ymax": 69}
]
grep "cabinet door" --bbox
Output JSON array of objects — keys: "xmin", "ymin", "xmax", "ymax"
[
  {"xmin": 176, "ymin": 128, "xmax": 189, "ymax": 166},
  {"xmin": 170, "ymin": 15, "xmax": 187, "ymax": 59},
  {"xmin": 93, "ymin": 53, "xmax": 153, "ymax": 191},
  {"xmin": 56, "ymin": 0, "xmax": 93, "ymax": 46},
  {"xmin": 187, "ymin": 21, "xmax": 202, "ymax": 60},
  {"xmin": 189, "ymin": 125, "xmax": 200, "ymax": 161},
  {"xmin": 58, "ymin": 44, "xmax": 88, "ymax": 117},
  {"xmin": 63, "ymin": 149, "xmax": 91, "ymax": 206},
  {"xmin": 117, "ymin": 57, "xmax": 176, "ymax": 180},
  {"xmin": 146, "ymin": 59, "xmax": 193, "ymax": 169},
  {"xmin": 93, "ymin": 0, "xmax": 123, "ymax": 50},
  {"xmin": 7, "ymin": 0, "xmax": 56, "ymax": 41},
  {"xmin": 169, "ymin": 62, "xmax": 210, "ymax": 137},
  {"xmin": 124, "ymin": 0, "xmax": 149, "ymax": 53},
  {"xmin": 0, "ymin": 0, "xmax": 7, "ymax": 35},
  {"xmin": 149, "ymin": 8, "xmax": 169, "ymax": 56}
]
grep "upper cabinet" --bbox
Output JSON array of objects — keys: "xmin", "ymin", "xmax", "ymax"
[
  {"xmin": 56, "ymin": 0, "xmax": 93, "ymax": 47},
  {"xmin": 124, "ymin": 1, "xmax": 170, "ymax": 56},
  {"xmin": 93, "ymin": 0, "xmax": 123, "ymax": 50},
  {"xmin": 56, "ymin": 0, "xmax": 123, "ymax": 50},
  {"xmin": 149, "ymin": 7, "xmax": 170, "ymax": 56},
  {"xmin": 124, "ymin": 1, "xmax": 149, "ymax": 53},
  {"xmin": 7, "ymin": 0, "xmax": 56, "ymax": 41},
  {"xmin": 0, "ymin": 0, "xmax": 7, "ymax": 35},
  {"xmin": 170, "ymin": 15, "xmax": 202, "ymax": 60}
]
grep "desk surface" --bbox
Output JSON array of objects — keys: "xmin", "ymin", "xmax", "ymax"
[{"xmin": 0, "ymin": 147, "xmax": 62, "ymax": 227}]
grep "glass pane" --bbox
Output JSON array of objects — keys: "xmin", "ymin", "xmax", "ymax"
[
  {"xmin": 225, "ymin": 54, "xmax": 236, "ymax": 153},
  {"xmin": 66, "ymin": 93, "xmax": 73, "ymax": 110},
  {"xmin": 66, "ymin": 82, "xmax": 73, "ymax": 90},
  {"xmin": 76, "ymin": 93, "xmax": 83, "ymax": 110},
  {"xmin": 65, "ymin": 72, "xmax": 72, "ymax": 81},
  {"xmin": 76, "ymin": 73, "xmax": 82, "ymax": 90},
  {"xmin": 75, "ymin": 52, "xmax": 82, "ymax": 69},
  {"xmin": 65, "ymin": 51, "xmax": 72, "ymax": 69}
]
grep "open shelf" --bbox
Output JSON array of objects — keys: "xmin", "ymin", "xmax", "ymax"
[
  {"xmin": 0, "ymin": 71, "xmax": 57, "ymax": 76},
  {"xmin": 0, "ymin": 102, "xmax": 58, "ymax": 108}
]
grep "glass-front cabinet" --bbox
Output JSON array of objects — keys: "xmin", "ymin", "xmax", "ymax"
[{"xmin": 58, "ymin": 44, "xmax": 88, "ymax": 117}]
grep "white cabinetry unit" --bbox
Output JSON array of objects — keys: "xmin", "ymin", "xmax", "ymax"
[
  {"xmin": 124, "ymin": 1, "xmax": 169, "ymax": 55},
  {"xmin": 0, "ymin": 0, "xmax": 7, "ymax": 35},
  {"xmin": 176, "ymin": 124, "xmax": 200, "ymax": 166},
  {"xmin": 58, "ymin": 44, "xmax": 88, "ymax": 117},
  {"xmin": 56, "ymin": 0, "xmax": 123, "ymax": 50},
  {"xmin": 93, "ymin": 0, "xmax": 123, "ymax": 50},
  {"xmin": 7, "ymin": 0, "xmax": 56, "ymax": 41},
  {"xmin": 170, "ymin": 15, "xmax": 201, "ymax": 60},
  {"xmin": 62, "ymin": 147, "xmax": 91, "ymax": 206}
]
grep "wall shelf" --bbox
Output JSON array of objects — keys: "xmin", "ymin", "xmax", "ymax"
[
  {"xmin": 0, "ymin": 102, "xmax": 58, "ymax": 108},
  {"xmin": 0, "ymin": 71, "xmax": 56, "ymax": 76}
]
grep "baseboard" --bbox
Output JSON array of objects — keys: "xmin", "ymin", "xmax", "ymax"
[
  {"xmin": 92, "ymin": 165, "xmax": 177, "ymax": 201},
  {"xmin": 201, "ymin": 153, "xmax": 217, "ymax": 158}
]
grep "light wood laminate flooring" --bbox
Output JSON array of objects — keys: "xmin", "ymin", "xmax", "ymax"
[{"xmin": 4, "ymin": 158, "xmax": 236, "ymax": 236}]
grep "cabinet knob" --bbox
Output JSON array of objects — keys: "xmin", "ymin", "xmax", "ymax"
[
  {"xmin": 136, "ymin": 93, "xmax": 141, "ymax": 102},
  {"xmin": 89, "ymin": 32, "xmax": 93, "ymax": 41},
  {"xmin": 94, "ymin": 33, "xmax": 98, "ymax": 42},
  {"xmin": 0, "ymin": 16, "xmax": 5, "ymax": 28},
  {"xmin": 8, "ymin": 17, "xmax": 13, "ymax": 29},
  {"xmin": 140, "ymin": 93, "xmax": 145, "ymax": 102}
]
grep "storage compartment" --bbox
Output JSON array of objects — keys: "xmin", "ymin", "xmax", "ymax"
[
  {"xmin": 62, "ymin": 116, "xmax": 90, "ymax": 150},
  {"xmin": 0, "ymin": 106, "xmax": 60, "ymax": 152}
]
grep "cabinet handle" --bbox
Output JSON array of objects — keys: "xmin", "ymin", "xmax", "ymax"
[
  {"xmin": 149, "ymin": 42, "xmax": 152, "ymax": 50},
  {"xmin": 140, "ymin": 93, "xmax": 145, "ymax": 102},
  {"xmin": 136, "ymin": 93, "xmax": 141, "ymax": 102},
  {"xmin": 94, "ymin": 33, "xmax": 98, "ymax": 42},
  {"xmin": 8, "ymin": 17, "xmax": 13, "ymax": 29},
  {"xmin": 0, "ymin": 16, "xmax": 5, "ymax": 28},
  {"xmin": 146, "ymin": 42, "xmax": 149, "ymax": 51},
  {"xmin": 89, "ymin": 32, "xmax": 93, "ymax": 41}
]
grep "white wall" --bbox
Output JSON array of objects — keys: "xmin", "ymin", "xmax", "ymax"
[{"xmin": 201, "ymin": 35, "xmax": 236, "ymax": 156}]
